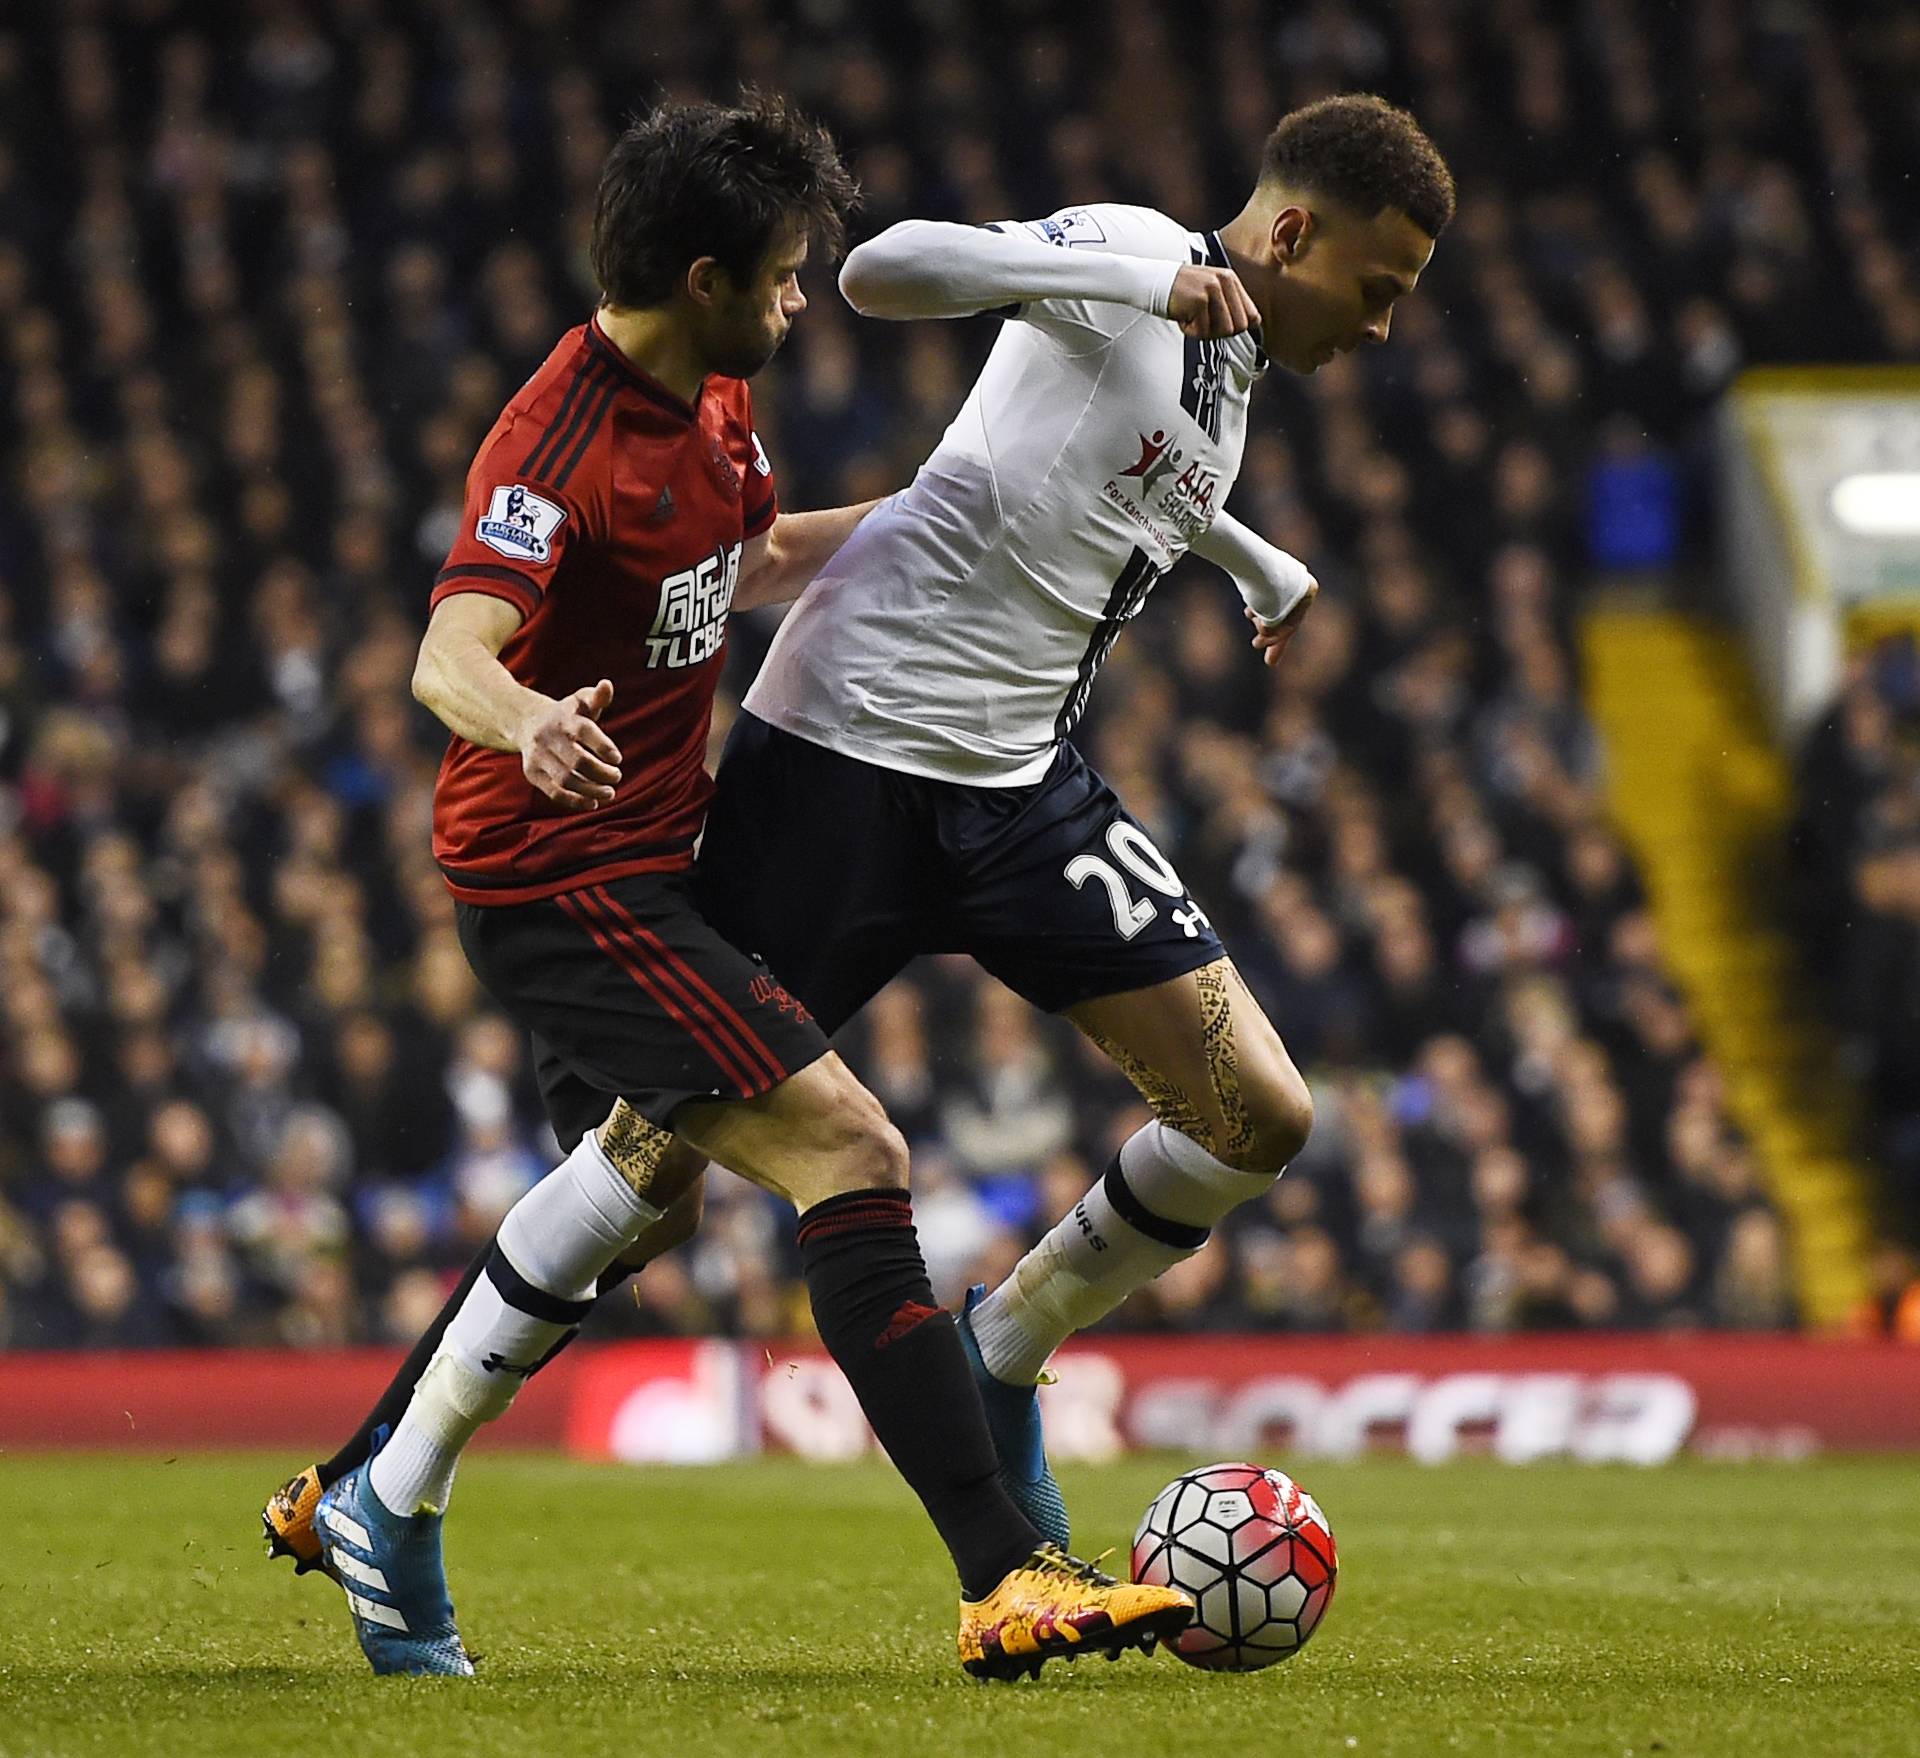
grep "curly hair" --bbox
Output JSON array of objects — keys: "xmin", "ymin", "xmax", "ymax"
[
  {"xmin": 1262, "ymin": 94, "xmax": 1456, "ymax": 239},
  {"xmin": 592, "ymin": 89, "xmax": 860, "ymax": 308}
]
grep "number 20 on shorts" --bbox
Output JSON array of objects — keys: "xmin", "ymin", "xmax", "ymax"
[{"xmin": 1065, "ymin": 823, "xmax": 1212, "ymax": 940}]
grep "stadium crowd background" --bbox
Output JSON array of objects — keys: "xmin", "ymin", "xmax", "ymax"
[{"xmin": 3, "ymin": 0, "xmax": 1917, "ymax": 1351}]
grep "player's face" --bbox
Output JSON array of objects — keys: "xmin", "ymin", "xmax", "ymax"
[
  {"xmin": 1270, "ymin": 204, "xmax": 1435, "ymax": 375},
  {"xmin": 701, "ymin": 232, "xmax": 811, "ymax": 379}
]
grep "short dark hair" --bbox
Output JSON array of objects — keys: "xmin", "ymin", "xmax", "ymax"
[
  {"xmin": 1262, "ymin": 95, "xmax": 1456, "ymax": 239},
  {"xmin": 592, "ymin": 90, "xmax": 860, "ymax": 308}
]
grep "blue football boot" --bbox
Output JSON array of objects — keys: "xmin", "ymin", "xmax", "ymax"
[
  {"xmin": 313, "ymin": 1463, "xmax": 475, "ymax": 1677},
  {"xmin": 956, "ymin": 1284, "xmax": 1071, "ymax": 1551}
]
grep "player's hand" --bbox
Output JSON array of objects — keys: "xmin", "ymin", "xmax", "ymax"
[
  {"xmin": 519, "ymin": 677, "xmax": 622, "ymax": 811},
  {"xmin": 1247, "ymin": 584, "xmax": 1317, "ymax": 669},
  {"xmin": 1167, "ymin": 264, "xmax": 1261, "ymax": 340}
]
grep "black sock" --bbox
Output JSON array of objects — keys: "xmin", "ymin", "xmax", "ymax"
[
  {"xmin": 316, "ymin": 1233, "xmax": 630, "ymax": 1489},
  {"xmin": 797, "ymin": 1188, "xmax": 1039, "ymax": 1598}
]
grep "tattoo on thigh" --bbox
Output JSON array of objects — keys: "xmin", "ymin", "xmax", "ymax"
[
  {"xmin": 1196, "ymin": 963, "xmax": 1255, "ymax": 1161},
  {"xmin": 1080, "ymin": 1021, "xmax": 1217, "ymax": 1154},
  {"xmin": 597, "ymin": 1100, "xmax": 675, "ymax": 1201}
]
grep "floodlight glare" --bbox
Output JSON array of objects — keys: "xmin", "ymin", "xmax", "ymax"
[{"xmin": 1829, "ymin": 472, "xmax": 1920, "ymax": 537}]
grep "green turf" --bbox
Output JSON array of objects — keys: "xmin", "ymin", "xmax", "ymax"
[{"xmin": 0, "ymin": 1452, "xmax": 1914, "ymax": 1758}]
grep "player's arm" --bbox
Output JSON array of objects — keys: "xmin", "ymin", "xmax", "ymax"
[
  {"xmin": 731, "ymin": 500, "xmax": 884, "ymax": 613},
  {"xmin": 1191, "ymin": 511, "xmax": 1319, "ymax": 669},
  {"xmin": 838, "ymin": 219, "xmax": 1257, "ymax": 338},
  {"xmin": 411, "ymin": 593, "xmax": 623, "ymax": 812}
]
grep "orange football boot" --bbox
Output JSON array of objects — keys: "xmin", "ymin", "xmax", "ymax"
[
  {"xmin": 958, "ymin": 1544, "xmax": 1192, "ymax": 1680},
  {"xmin": 262, "ymin": 1464, "xmax": 327, "ymax": 1575}
]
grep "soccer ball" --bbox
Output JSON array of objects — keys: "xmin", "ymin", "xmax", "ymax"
[{"xmin": 1131, "ymin": 1461, "xmax": 1337, "ymax": 1671}]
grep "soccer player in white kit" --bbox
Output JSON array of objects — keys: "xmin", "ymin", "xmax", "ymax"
[
  {"xmin": 693, "ymin": 94, "xmax": 1456, "ymax": 1541},
  {"xmin": 269, "ymin": 93, "xmax": 1455, "ymax": 1565}
]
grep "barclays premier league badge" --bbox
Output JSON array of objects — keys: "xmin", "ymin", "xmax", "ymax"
[{"xmin": 476, "ymin": 484, "xmax": 566, "ymax": 563}]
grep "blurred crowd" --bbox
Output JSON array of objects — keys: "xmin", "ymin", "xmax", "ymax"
[
  {"xmin": 9, "ymin": 0, "xmax": 1917, "ymax": 1351},
  {"xmin": 1794, "ymin": 637, "xmax": 1920, "ymax": 1236}
]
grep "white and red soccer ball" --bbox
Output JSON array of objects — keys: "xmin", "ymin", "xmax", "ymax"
[{"xmin": 1131, "ymin": 1461, "xmax": 1338, "ymax": 1671}]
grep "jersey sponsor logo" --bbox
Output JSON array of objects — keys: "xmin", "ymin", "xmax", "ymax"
[
  {"xmin": 749, "ymin": 430, "xmax": 772, "ymax": 476},
  {"xmin": 1120, "ymin": 428, "xmax": 1182, "ymax": 496},
  {"xmin": 1023, "ymin": 207, "xmax": 1108, "ymax": 249},
  {"xmin": 647, "ymin": 540, "xmax": 741, "ymax": 669},
  {"xmin": 475, "ymin": 484, "xmax": 566, "ymax": 563},
  {"xmin": 1103, "ymin": 424, "xmax": 1220, "ymax": 556},
  {"xmin": 646, "ymin": 484, "xmax": 677, "ymax": 525}
]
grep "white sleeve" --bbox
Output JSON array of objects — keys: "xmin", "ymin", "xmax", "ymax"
[
  {"xmin": 838, "ymin": 215, "xmax": 1180, "ymax": 323},
  {"xmin": 1191, "ymin": 510, "xmax": 1317, "ymax": 625}
]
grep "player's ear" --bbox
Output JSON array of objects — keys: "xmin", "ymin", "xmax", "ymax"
[
  {"xmin": 684, "ymin": 255, "xmax": 725, "ymax": 308},
  {"xmin": 1271, "ymin": 206, "xmax": 1312, "ymax": 266}
]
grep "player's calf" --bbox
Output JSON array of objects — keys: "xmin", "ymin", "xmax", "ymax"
[
  {"xmin": 969, "ymin": 964, "xmax": 1312, "ymax": 1385},
  {"xmin": 264, "ymin": 1169, "xmax": 704, "ymax": 1586},
  {"xmin": 676, "ymin": 1056, "xmax": 1040, "ymax": 1603},
  {"xmin": 367, "ymin": 1122, "xmax": 664, "ymax": 1521}
]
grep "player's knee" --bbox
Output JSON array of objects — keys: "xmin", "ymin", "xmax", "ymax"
[
  {"xmin": 813, "ymin": 1082, "xmax": 910, "ymax": 1196},
  {"xmin": 1224, "ymin": 1064, "xmax": 1314, "ymax": 1178},
  {"xmin": 846, "ymin": 1111, "xmax": 911, "ymax": 1194}
]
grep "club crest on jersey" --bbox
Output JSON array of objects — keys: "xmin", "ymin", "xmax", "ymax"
[
  {"xmin": 706, "ymin": 435, "xmax": 741, "ymax": 498},
  {"xmin": 647, "ymin": 540, "xmax": 741, "ymax": 669},
  {"xmin": 476, "ymin": 484, "xmax": 566, "ymax": 563}
]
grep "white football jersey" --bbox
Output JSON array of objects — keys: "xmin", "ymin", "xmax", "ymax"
[{"xmin": 745, "ymin": 203, "xmax": 1267, "ymax": 786}]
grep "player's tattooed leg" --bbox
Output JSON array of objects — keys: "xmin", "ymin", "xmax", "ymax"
[
  {"xmin": 596, "ymin": 1099, "xmax": 682, "ymax": 1204},
  {"xmin": 1077, "ymin": 1019, "xmax": 1216, "ymax": 1153},
  {"xmin": 1194, "ymin": 961, "xmax": 1256, "ymax": 1164},
  {"xmin": 1069, "ymin": 959, "xmax": 1299, "ymax": 1172}
]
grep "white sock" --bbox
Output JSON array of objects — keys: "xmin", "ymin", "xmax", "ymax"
[
  {"xmin": 369, "ymin": 1130, "xmax": 661, "ymax": 1515},
  {"xmin": 365, "ymin": 1354, "xmax": 490, "ymax": 1516},
  {"xmin": 1112, "ymin": 1121, "xmax": 1276, "ymax": 1229},
  {"xmin": 969, "ymin": 1123, "xmax": 1275, "ymax": 1385}
]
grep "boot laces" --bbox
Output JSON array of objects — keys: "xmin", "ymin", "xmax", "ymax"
[{"xmin": 1030, "ymin": 1543, "xmax": 1118, "ymax": 1589}]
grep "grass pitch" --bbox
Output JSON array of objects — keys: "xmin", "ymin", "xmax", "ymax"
[{"xmin": 0, "ymin": 1452, "xmax": 1914, "ymax": 1758}]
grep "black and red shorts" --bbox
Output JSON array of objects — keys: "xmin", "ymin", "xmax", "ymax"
[{"xmin": 454, "ymin": 871, "xmax": 830, "ymax": 1148}]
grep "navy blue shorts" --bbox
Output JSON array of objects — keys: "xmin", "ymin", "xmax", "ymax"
[{"xmin": 694, "ymin": 714, "xmax": 1228, "ymax": 1034}]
